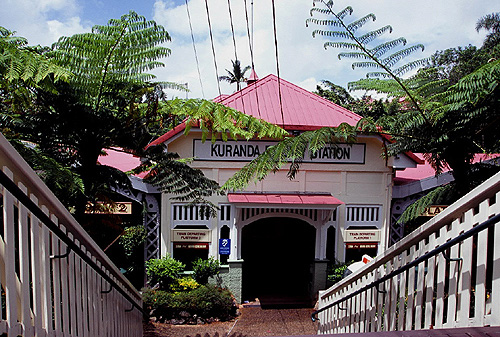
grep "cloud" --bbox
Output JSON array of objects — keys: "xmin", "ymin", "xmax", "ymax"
[
  {"xmin": 0, "ymin": 0, "xmax": 90, "ymax": 46},
  {"xmin": 152, "ymin": 0, "xmax": 498, "ymax": 100}
]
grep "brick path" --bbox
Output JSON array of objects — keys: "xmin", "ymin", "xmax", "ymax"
[{"xmin": 144, "ymin": 307, "xmax": 318, "ymax": 337}]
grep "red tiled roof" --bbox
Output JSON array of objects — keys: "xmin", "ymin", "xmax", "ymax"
[
  {"xmin": 395, "ymin": 153, "xmax": 500, "ymax": 182},
  {"xmin": 98, "ymin": 148, "xmax": 147, "ymax": 178},
  {"xmin": 146, "ymin": 74, "xmax": 362, "ymax": 148},
  {"xmin": 219, "ymin": 74, "xmax": 362, "ymax": 130},
  {"xmin": 227, "ymin": 192, "xmax": 344, "ymax": 205}
]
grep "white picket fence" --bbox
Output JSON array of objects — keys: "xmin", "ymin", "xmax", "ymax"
[
  {"xmin": 314, "ymin": 171, "xmax": 500, "ymax": 333},
  {"xmin": 0, "ymin": 133, "xmax": 143, "ymax": 337}
]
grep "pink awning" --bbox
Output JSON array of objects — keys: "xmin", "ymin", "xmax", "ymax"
[{"xmin": 227, "ymin": 193, "xmax": 343, "ymax": 206}]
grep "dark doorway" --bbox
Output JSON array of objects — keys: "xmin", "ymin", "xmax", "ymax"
[{"xmin": 242, "ymin": 217, "xmax": 316, "ymax": 308}]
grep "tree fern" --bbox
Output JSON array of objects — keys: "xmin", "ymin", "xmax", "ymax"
[
  {"xmin": 50, "ymin": 11, "xmax": 172, "ymax": 111},
  {"xmin": 307, "ymin": 0, "xmax": 429, "ymax": 119},
  {"xmin": 1, "ymin": 27, "xmax": 71, "ymax": 88}
]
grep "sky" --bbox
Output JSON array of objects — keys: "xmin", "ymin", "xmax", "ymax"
[{"xmin": 1, "ymin": 0, "xmax": 498, "ymax": 99}]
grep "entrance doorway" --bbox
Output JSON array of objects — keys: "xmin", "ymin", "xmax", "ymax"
[{"xmin": 242, "ymin": 217, "xmax": 316, "ymax": 308}]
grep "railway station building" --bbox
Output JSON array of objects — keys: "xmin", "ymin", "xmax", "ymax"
[{"xmin": 146, "ymin": 73, "xmax": 421, "ymax": 305}]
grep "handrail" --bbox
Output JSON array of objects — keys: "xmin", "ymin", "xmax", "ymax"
[
  {"xmin": 0, "ymin": 168, "xmax": 143, "ymax": 313},
  {"xmin": 0, "ymin": 135, "xmax": 141, "ymax": 299},
  {"xmin": 312, "ymin": 211, "xmax": 500, "ymax": 322}
]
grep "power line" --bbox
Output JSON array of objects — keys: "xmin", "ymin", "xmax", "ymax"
[
  {"xmin": 204, "ymin": 0, "xmax": 222, "ymax": 98},
  {"xmin": 227, "ymin": 0, "xmax": 238, "ymax": 61},
  {"xmin": 244, "ymin": 0, "xmax": 262, "ymax": 118},
  {"xmin": 226, "ymin": 0, "xmax": 248, "ymax": 115},
  {"xmin": 185, "ymin": 0, "xmax": 205, "ymax": 99},
  {"xmin": 271, "ymin": 0, "xmax": 285, "ymax": 128}
]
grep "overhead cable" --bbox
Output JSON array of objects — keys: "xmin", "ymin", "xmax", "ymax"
[
  {"xmin": 204, "ymin": 0, "xmax": 222, "ymax": 97},
  {"xmin": 185, "ymin": 0, "xmax": 205, "ymax": 98},
  {"xmin": 244, "ymin": 0, "xmax": 262, "ymax": 118},
  {"xmin": 271, "ymin": 0, "xmax": 285, "ymax": 128}
]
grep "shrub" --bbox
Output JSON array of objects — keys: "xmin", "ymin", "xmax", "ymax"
[
  {"xmin": 143, "ymin": 285, "xmax": 237, "ymax": 323},
  {"xmin": 119, "ymin": 225, "xmax": 147, "ymax": 258},
  {"xmin": 146, "ymin": 255, "xmax": 185, "ymax": 290},
  {"xmin": 169, "ymin": 276, "xmax": 200, "ymax": 292},
  {"xmin": 327, "ymin": 260, "xmax": 351, "ymax": 285},
  {"xmin": 192, "ymin": 257, "xmax": 220, "ymax": 285}
]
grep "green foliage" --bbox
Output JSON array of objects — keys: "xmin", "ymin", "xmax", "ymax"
[
  {"xmin": 119, "ymin": 225, "xmax": 147, "ymax": 258},
  {"xmin": 476, "ymin": 12, "xmax": 500, "ymax": 49},
  {"xmin": 159, "ymin": 98, "xmax": 288, "ymax": 143},
  {"xmin": 223, "ymin": 125, "xmax": 357, "ymax": 190},
  {"xmin": 50, "ymin": 11, "xmax": 174, "ymax": 111},
  {"xmin": 143, "ymin": 285, "xmax": 237, "ymax": 322},
  {"xmin": 8, "ymin": 140, "xmax": 85, "ymax": 207},
  {"xmin": 314, "ymin": 80, "xmax": 355, "ymax": 107},
  {"xmin": 0, "ymin": 27, "xmax": 71, "ymax": 87},
  {"xmin": 307, "ymin": 1, "xmax": 426, "ymax": 79},
  {"xmin": 146, "ymin": 255, "xmax": 185, "ymax": 290},
  {"xmin": 192, "ymin": 257, "xmax": 220, "ymax": 285},
  {"xmin": 169, "ymin": 276, "xmax": 200, "ymax": 292},
  {"xmin": 327, "ymin": 260, "xmax": 351, "ymax": 284}
]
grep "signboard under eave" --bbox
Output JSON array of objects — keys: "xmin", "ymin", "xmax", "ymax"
[{"xmin": 193, "ymin": 140, "xmax": 366, "ymax": 164}]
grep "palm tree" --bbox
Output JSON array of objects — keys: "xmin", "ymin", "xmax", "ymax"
[
  {"xmin": 476, "ymin": 12, "xmax": 500, "ymax": 49},
  {"xmin": 218, "ymin": 59, "xmax": 251, "ymax": 91}
]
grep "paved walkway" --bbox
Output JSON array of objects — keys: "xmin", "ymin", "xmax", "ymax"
[{"xmin": 144, "ymin": 306, "xmax": 318, "ymax": 337}]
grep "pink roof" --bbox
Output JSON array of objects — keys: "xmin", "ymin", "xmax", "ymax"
[
  {"xmin": 220, "ymin": 74, "xmax": 361, "ymax": 130},
  {"xmin": 146, "ymin": 74, "xmax": 362, "ymax": 148},
  {"xmin": 98, "ymin": 148, "xmax": 147, "ymax": 178},
  {"xmin": 395, "ymin": 153, "xmax": 500, "ymax": 183},
  {"xmin": 227, "ymin": 193, "xmax": 344, "ymax": 205}
]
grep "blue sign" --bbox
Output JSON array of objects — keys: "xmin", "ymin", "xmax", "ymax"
[{"xmin": 219, "ymin": 238, "xmax": 231, "ymax": 255}]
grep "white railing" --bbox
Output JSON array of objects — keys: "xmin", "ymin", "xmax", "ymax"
[
  {"xmin": 0, "ymin": 134, "xmax": 143, "ymax": 337},
  {"xmin": 314, "ymin": 171, "xmax": 500, "ymax": 333}
]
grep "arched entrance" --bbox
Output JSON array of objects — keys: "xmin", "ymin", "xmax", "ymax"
[{"xmin": 242, "ymin": 217, "xmax": 316, "ymax": 308}]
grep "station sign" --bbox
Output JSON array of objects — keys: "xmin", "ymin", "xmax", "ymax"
[
  {"xmin": 85, "ymin": 201, "xmax": 132, "ymax": 214},
  {"xmin": 193, "ymin": 140, "xmax": 365, "ymax": 164},
  {"xmin": 219, "ymin": 238, "xmax": 231, "ymax": 255},
  {"xmin": 344, "ymin": 229, "xmax": 381, "ymax": 242},
  {"xmin": 171, "ymin": 229, "xmax": 211, "ymax": 242}
]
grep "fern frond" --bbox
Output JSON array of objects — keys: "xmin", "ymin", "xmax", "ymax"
[
  {"xmin": 305, "ymin": 18, "xmax": 342, "ymax": 28},
  {"xmin": 51, "ymin": 11, "xmax": 171, "ymax": 110},
  {"xmin": 358, "ymin": 25, "xmax": 393, "ymax": 44},
  {"xmin": 222, "ymin": 126, "xmax": 357, "ymax": 190},
  {"xmin": 381, "ymin": 44, "xmax": 425, "ymax": 68},
  {"xmin": 323, "ymin": 41, "xmax": 362, "ymax": 50},
  {"xmin": 347, "ymin": 13, "xmax": 376, "ymax": 32},
  {"xmin": 351, "ymin": 61, "xmax": 382, "ymax": 70},
  {"xmin": 365, "ymin": 72, "xmax": 392, "ymax": 78},
  {"xmin": 396, "ymin": 184, "xmax": 454, "ymax": 224},
  {"xmin": 393, "ymin": 58, "xmax": 430, "ymax": 76},
  {"xmin": 160, "ymin": 99, "xmax": 288, "ymax": 142},
  {"xmin": 338, "ymin": 52, "xmax": 371, "ymax": 60},
  {"xmin": 371, "ymin": 37, "xmax": 407, "ymax": 58},
  {"xmin": 336, "ymin": 6, "xmax": 354, "ymax": 20},
  {"xmin": 312, "ymin": 30, "xmax": 351, "ymax": 39}
]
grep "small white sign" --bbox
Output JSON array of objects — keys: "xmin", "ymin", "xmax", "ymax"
[
  {"xmin": 193, "ymin": 140, "xmax": 365, "ymax": 164},
  {"xmin": 344, "ymin": 229, "xmax": 381, "ymax": 242},
  {"xmin": 172, "ymin": 229, "xmax": 211, "ymax": 242}
]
